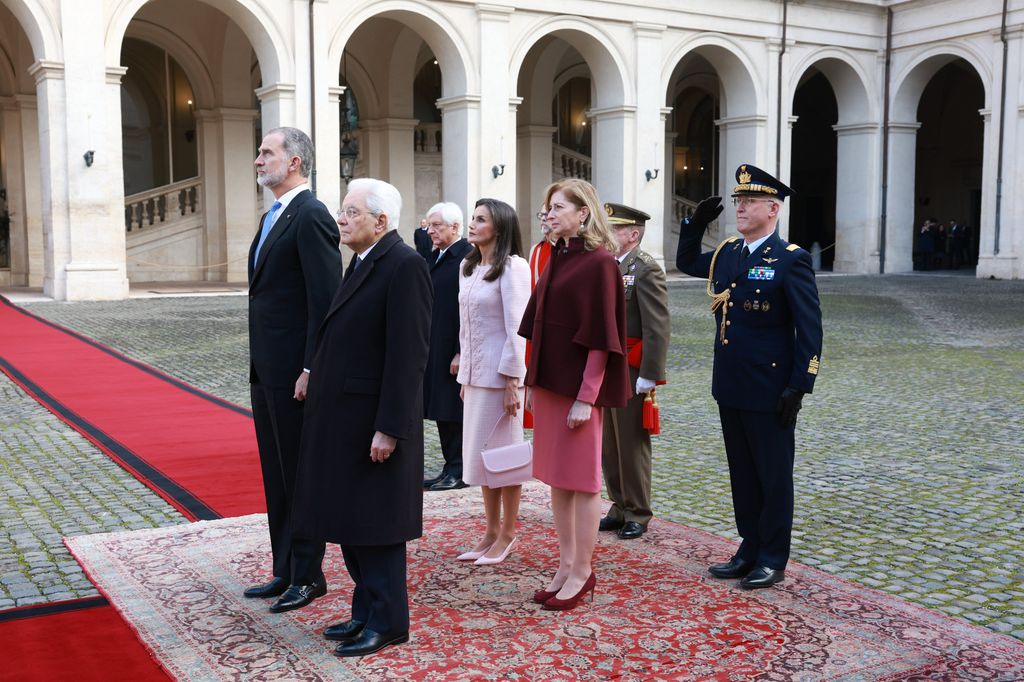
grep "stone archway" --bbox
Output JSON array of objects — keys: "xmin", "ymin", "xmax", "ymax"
[
  {"xmin": 889, "ymin": 48, "xmax": 989, "ymax": 273},
  {"xmin": 788, "ymin": 51, "xmax": 878, "ymax": 273},
  {"xmin": 512, "ymin": 18, "xmax": 631, "ymax": 244}
]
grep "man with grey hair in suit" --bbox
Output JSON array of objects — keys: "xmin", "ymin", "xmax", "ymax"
[{"xmin": 422, "ymin": 202, "xmax": 473, "ymax": 491}]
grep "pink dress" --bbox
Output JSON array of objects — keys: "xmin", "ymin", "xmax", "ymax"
[{"xmin": 531, "ymin": 350, "xmax": 608, "ymax": 493}]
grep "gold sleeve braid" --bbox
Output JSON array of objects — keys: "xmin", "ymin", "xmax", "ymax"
[{"xmin": 707, "ymin": 238, "xmax": 736, "ymax": 344}]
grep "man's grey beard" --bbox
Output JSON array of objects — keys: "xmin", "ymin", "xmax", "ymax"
[{"xmin": 257, "ymin": 167, "xmax": 287, "ymax": 188}]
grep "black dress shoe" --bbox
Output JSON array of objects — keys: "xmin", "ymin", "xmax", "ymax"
[
  {"xmin": 429, "ymin": 474, "xmax": 468, "ymax": 491},
  {"xmin": 243, "ymin": 576, "xmax": 288, "ymax": 598},
  {"xmin": 333, "ymin": 628, "xmax": 409, "ymax": 657},
  {"xmin": 324, "ymin": 619, "xmax": 366, "ymax": 642},
  {"xmin": 740, "ymin": 566, "xmax": 785, "ymax": 589},
  {"xmin": 598, "ymin": 516, "xmax": 624, "ymax": 532},
  {"xmin": 423, "ymin": 472, "xmax": 445, "ymax": 489},
  {"xmin": 269, "ymin": 577, "xmax": 327, "ymax": 613},
  {"xmin": 617, "ymin": 521, "xmax": 646, "ymax": 540},
  {"xmin": 708, "ymin": 556, "xmax": 755, "ymax": 579}
]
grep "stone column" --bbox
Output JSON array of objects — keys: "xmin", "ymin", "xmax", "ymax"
[
  {"xmin": 714, "ymin": 114, "xmax": 768, "ymax": 238},
  {"xmin": 196, "ymin": 108, "xmax": 259, "ymax": 284},
  {"xmin": 437, "ymin": 95, "xmax": 480, "ymax": 224},
  {"xmin": 633, "ymin": 22, "xmax": 667, "ymax": 266},
  {"xmin": 833, "ymin": 123, "xmax": 880, "ymax": 273},
  {"xmin": 360, "ymin": 117, "xmax": 418, "ymax": 238},
  {"xmin": 477, "ymin": 4, "xmax": 516, "ymax": 204},
  {"xmin": 884, "ymin": 121, "xmax": 921, "ymax": 273},
  {"xmin": 1, "ymin": 97, "xmax": 27, "ymax": 286},
  {"xmin": 588, "ymin": 104, "xmax": 636, "ymax": 204},
  {"xmin": 516, "ymin": 124, "xmax": 556, "ymax": 243},
  {"xmin": 17, "ymin": 95, "xmax": 43, "ymax": 287}
]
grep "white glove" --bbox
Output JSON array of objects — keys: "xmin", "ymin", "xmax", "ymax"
[{"xmin": 635, "ymin": 377, "xmax": 656, "ymax": 395}]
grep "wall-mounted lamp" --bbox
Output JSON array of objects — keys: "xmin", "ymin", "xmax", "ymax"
[
  {"xmin": 644, "ymin": 168, "xmax": 660, "ymax": 182},
  {"xmin": 339, "ymin": 133, "xmax": 359, "ymax": 182},
  {"xmin": 83, "ymin": 150, "xmax": 95, "ymax": 167},
  {"xmin": 491, "ymin": 164, "xmax": 505, "ymax": 178}
]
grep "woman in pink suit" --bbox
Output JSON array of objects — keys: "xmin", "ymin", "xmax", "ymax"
[
  {"xmin": 518, "ymin": 179, "xmax": 630, "ymax": 610},
  {"xmin": 455, "ymin": 198, "xmax": 531, "ymax": 565}
]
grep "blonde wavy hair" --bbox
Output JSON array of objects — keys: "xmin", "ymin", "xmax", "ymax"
[{"xmin": 543, "ymin": 179, "xmax": 618, "ymax": 253}]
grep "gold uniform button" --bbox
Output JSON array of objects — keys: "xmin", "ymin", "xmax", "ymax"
[
  {"xmin": 771, "ymin": 362, "xmax": 777, "ymax": 367},
  {"xmin": 731, "ymin": 283, "xmax": 737, "ymax": 289},
  {"xmin": 756, "ymin": 289, "xmax": 761, "ymax": 294},
  {"xmin": 728, "ymin": 301, "xmax": 734, "ymax": 308},
  {"xmin": 723, "ymin": 339, "xmax": 729, "ymax": 345},
  {"xmin": 726, "ymin": 321, "xmax": 731, "ymax": 326}
]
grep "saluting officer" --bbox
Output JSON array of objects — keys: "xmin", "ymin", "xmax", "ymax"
[
  {"xmin": 676, "ymin": 164, "xmax": 822, "ymax": 589},
  {"xmin": 599, "ymin": 203, "xmax": 670, "ymax": 540}
]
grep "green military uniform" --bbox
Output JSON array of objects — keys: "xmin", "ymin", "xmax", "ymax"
[{"xmin": 601, "ymin": 204, "xmax": 670, "ymax": 535}]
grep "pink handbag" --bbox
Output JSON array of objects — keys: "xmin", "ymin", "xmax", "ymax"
[{"xmin": 480, "ymin": 414, "xmax": 532, "ymax": 488}]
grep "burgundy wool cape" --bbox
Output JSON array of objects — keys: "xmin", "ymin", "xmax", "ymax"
[{"xmin": 518, "ymin": 236, "xmax": 630, "ymax": 408}]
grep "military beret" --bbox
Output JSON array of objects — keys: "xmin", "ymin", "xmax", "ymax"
[
  {"xmin": 604, "ymin": 202, "xmax": 650, "ymax": 227},
  {"xmin": 732, "ymin": 164, "xmax": 794, "ymax": 200}
]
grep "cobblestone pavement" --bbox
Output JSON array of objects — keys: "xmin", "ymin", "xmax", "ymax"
[{"xmin": 2, "ymin": 275, "xmax": 1023, "ymax": 640}]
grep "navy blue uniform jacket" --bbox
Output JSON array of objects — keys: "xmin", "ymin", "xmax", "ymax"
[{"xmin": 676, "ymin": 229, "xmax": 822, "ymax": 412}]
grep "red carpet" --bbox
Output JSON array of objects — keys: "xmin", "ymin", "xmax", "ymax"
[
  {"xmin": 65, "ymin": 486, "xmax": 1024, "ymax": 680},
  {"xmin": 0, "ymin": 599, "xmax": 168, "ymax": 682},
  {"xmin": 0, "ymin": 296, "xmax": 264, "ymax": 520}
]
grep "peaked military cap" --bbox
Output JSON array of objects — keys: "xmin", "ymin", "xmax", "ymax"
[
  {"xmin": 604, "ymin": 202, "xmax": 651, "ymax": 227},
  {"xmin": 731, "ymin": 163, "xmax": 794, "ymax": 200}
]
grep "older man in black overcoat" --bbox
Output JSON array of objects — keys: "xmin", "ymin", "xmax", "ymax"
[
  {"xmin": 292, "ymin": 177, "xmax": 431, "ymax": 658},
  {"xmin": 421, "ymin": 201, "xmax": 472, "ymax": 491}
]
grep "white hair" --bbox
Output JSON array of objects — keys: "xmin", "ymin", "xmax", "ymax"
[
  {"xmin": 426, "ymin": 202, "xmax": 464, "ymax": 233},
  {"xmin": 348, "ymin": 178, "xmax": 402, "ymax": 230}
]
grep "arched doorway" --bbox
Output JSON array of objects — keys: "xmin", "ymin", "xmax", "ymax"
[
  {"xmin": 889, "ymin": 51, "xmax": 988, "ymax": 273},
  {"xmin": 329, "ymin": 8, "xmax": 472, "ymax": 240},
  {"xmin": 790, "ymin": 70, "xmax": 837, "ymax": 270},
  {"xmin": 514, "ymin": 25, "xmax": 629, "ymax": 246},
  {"xmin": 664, "ymin": 41, "xmax": 762, "ymax": 266},
  {"xmin": 913, "ymin": 60, "xmax": 983, "ymax": 271},
  {"xmin": 110, "ymin": 0, "xmax": 277, "ymax": 283},
  {"xmin": 0, "ymin": 0, "xmax": 45, "ymax": 288}
]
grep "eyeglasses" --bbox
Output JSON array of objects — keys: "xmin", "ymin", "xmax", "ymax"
[
  {"xmin": 536, "ymin": 211, "xmax": 549, "ymax": 220},
  {"xmin": 732, "ymin": 197, "xmax": 775, "ymax": 207},
  {"xmin": 337, "ymin": 207, "xmax": 376, "ymax": 219}
]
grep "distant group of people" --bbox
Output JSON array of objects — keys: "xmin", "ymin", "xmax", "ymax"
[
  {"xmin": 242, "ymin": 126, "xmax": 822, "ymax": 659},
  {"xmin": 916, "ymin": 217, "xmax": 972, "ymax": 270}
]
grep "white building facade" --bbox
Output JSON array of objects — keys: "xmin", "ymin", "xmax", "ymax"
[{"xmin": 0, "ymin": 0, "xmax": 1020, "ymax": 300}]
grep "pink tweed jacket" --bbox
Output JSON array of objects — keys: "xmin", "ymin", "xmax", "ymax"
[{"xmin": 456, "ymin": 255, "xmax": 530, "ymax": 389}]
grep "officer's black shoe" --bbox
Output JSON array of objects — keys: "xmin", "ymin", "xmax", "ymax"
[
  {"xmin": 598, "ymin": 516, "xmax": 624, "ymax": 532},
  {"xmin": 708, "ymin": 556, "xmax": 754, "ymax": 579},
  {"xmin": 617, "ymin": 521, "xmax": 646, "ymax": 540},
  {"xmin": 269, "ymin": 576, "xmax": 327, "ymax": 613},
  {"xmin": 324, "ymin": 619, "xmax": 366, "ymax": 642},
  {"xmin": 429, "ymin": 474, "xmax": 468, "ymax": 491},
  {"xmin": 740, "ymin": 566, "xmax": 785, "ymax": 589},
  {"xmin": 243, "ymin": 576, "xmax": 288, "ymax": 598},
  {"xmin": 423, "ymin": 472, "xmax": 445, "ymax": 489}
]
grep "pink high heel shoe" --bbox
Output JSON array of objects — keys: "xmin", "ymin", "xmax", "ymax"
[
  {"xmin": 456, "ymin": 544, "xmax": 493, "ymax": 561},
  {"xmin": 474, "ymin": 537, "xmax": 517, "ymax": 565}
]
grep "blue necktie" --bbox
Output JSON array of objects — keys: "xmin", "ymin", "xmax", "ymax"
[{"xmin": 253, "ymin": 201, "xmax": 282, "ymax": 264}]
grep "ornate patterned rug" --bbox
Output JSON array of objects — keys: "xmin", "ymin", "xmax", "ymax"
[{"xmin": 66, "ymin": 484, "xmax": 1024, "ymax": 681}]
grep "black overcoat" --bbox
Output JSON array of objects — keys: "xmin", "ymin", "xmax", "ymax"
[
  {"xmin": 292, "ymin": 230, "xmax": 432, "ymax": 545},
  {"xmin": 423, "ymin": 238, "xmax": 472, "ymax": 422}
]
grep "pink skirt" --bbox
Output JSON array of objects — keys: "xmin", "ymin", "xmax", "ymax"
[{"xmin": 530, "ymin": 386, "xmax": 603, "ymax": 493}]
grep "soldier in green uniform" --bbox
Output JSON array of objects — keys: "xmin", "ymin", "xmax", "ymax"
[{"xmin": 598, "ymin": 203, "xmax": 671, "ymax": 539}]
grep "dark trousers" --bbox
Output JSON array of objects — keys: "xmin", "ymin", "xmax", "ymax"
[
  {"xmin": 718, "ymin": 405, "xmax": 795, "ymax": 570},
  {"xmin": 250, "ymin": 382, "xmax": 325, "ymax": 584},
  {"xmin": 341, "ymin": 543, "xmax": 409, "ymax": 635},
  {"xmin": 436, "ymin": 420, "xmax": 463, "ymax": 478}
]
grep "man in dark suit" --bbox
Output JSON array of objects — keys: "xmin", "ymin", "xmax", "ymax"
[
  {"xmin": 676, "ymin": 164, "xmax": 822, "ymax": 589},
  {"xmin": 599, "ymin": 203, "xmax": 670, "ymax": 540},
  {"xmin": 292, "ymin": 178, "xmax": 431, "ymax": 657},
  {"xmin": 246, "ymin": 127, "xmax": 341, "ymax": 611},
  {"xmin": 421, "ymin": 202, "xmax": 472, "ymax": 491},
  {"xmin": 414, "ymin": 218, "xmax": 433, "ymax": 259}
]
